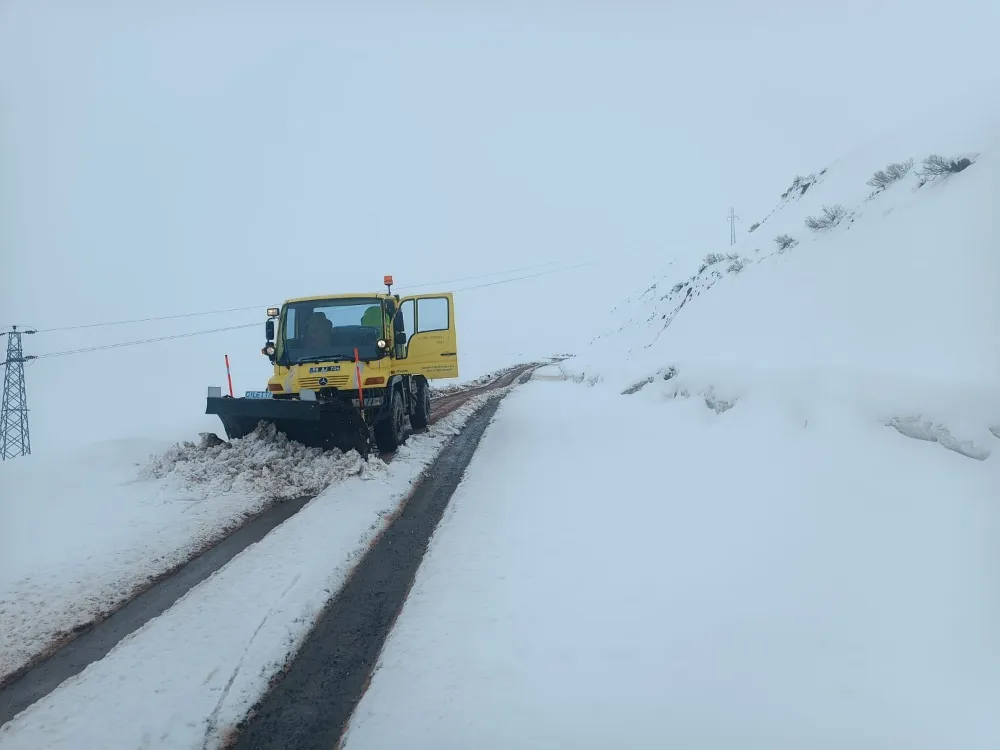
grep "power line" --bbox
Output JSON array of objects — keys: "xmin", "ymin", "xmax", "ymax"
[
  {"xmin": 31, "ymin": 305, "xmax": 264, "ymax": 334},
  {"xmin": 33, "ymin": 322, "xmax": 260, "ymax": 361},
  {"xmin": 397, "ymin": 259, "xmax": 569, "ymax": 291},
  {"xmin": 27, "ymin": 258, "xmax": 587, "ymax": 335},
  {"xmin": 25, "ymin": 260, "xmax": 602, "ymax": 362},
  {"xmin": 448, "ymin": 260, "xmax": 600, "ymax": 292}
]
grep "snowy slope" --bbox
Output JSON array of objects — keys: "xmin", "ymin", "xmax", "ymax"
[
  {"xmin": 340, "ymin": 104, "xmax": 1000, "ymax": 748},
  {"xmin": 565, "ymin": 101, "xmax": 1000, "ymax": 458},
  {"xmin": 342, "ymin": 371, "xmax": 1000, "ymax": 749}
]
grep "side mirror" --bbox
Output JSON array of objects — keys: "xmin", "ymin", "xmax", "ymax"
[{"xmin": 265, "ymin": 319, "xmax": 275, "ymax": 341}]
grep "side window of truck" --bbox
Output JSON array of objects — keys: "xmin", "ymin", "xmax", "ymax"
[
  {"xmin": 416, "ymin": 297, "xmax": 449, "ymax": 332},
  {"xmin": 396, "ymin": 299, "xmax": 415, "ymax": 358}
]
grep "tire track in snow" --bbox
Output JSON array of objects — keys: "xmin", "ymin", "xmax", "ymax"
[{"xmin": 202, "ymin": 572, "xmax": 302, "ymax": 749}]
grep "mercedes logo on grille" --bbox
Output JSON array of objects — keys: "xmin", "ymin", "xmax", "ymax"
[{"xmin": 318, "ymin": 377, "xmax": 328, "ymax": 386}]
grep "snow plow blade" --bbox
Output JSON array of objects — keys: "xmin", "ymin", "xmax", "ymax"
[{"xmin": 205, "ymin": 395, "xmax": 373, "ymax": 457}]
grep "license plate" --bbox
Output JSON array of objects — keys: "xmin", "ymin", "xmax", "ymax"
[
  {"xmin": 245, "ymin": 391, "xmax": 273, "ymax": 399},
  {"xmin": 352, "ymin": 397, "xmax": 383, "ymax": 407}
]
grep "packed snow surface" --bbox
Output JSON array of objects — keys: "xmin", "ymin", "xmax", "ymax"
[
  {"xmin": 0, "ymin": 389, "xmax": 515, "ymax": 749},
  {"xmin": 2, "ymin": 415, "xmax": 401, "ymax": 683},
  {"xmin": 342, "ymin": 374, "xmax": 1000, "ymax": 749}
]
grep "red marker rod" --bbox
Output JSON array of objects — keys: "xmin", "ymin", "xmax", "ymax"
[
  {"xmin": 354, "ymin": 347, "xmax": 365, "ymax": 420},
  {"xmin": 225, "ymin": 354, "xmax": 234, "ymax": 397}
]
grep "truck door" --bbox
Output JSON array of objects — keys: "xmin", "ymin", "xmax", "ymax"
[{"xmin": 392, "ymin": 293, "xmax": 458, "ymax": 379}]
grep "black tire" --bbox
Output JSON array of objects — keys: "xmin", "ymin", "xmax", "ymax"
[
  {"xmin": 410, "ymin": 378, "xmax": 431, "ymax": 429},
  {"xmin": 374, "ymin": 387, "xmax": 406, "ymax": 453}
]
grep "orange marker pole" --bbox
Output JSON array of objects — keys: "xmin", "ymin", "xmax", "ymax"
[
  {"xmin": 225, "ymin": 354, "xmax": 234, "ymax": 397},
  {"xmin": 354, "ymin": 347, "xmax": 365, "ymax": 420}
]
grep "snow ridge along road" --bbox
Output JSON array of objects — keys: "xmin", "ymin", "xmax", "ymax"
[{"xmin": 0, "ymin": 364, "xmax": 538, "ymax": 738}]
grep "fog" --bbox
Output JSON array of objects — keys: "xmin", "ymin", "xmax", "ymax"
[{"xmin": 2, "ymin": 0, "xmax": 996, "ymax": 451}]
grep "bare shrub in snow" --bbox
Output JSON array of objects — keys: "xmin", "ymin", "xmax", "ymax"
[
  {"xmin": 699, "ymin": 252, "xmax": 728, "ymax": 274},
  {"xmin": 671, "ymin": 281, "xmax": 686, "ymax": 293},
  {"xmin": 622, "ymin": 377, "xmax": 654, "ymax": 395},
  {"xmin": 774, "ymin": 234, "xmax": 798, "ymax": 251},
  {"xmin": 704, "ymin": 390, "xmax": 735, "ymax": 414},
  {"xmin": 804, "ymin": 204, "xmax": 846, "ymax": 231},
  {"xmin": 781, "ymin": 175, "xmax": 805, "ymax": 198},
  {"xmin": 748, "ymin": 221, "xmax": 760, "ymax": 233},
  {"xmin": 918, "ymin": 154, "xmax": 973, "ymax": 180},
  {"xmin": 728, "ymin": 257, "xmax": 748, "ymax": 274},
  {"xmin": 867, "ymin": 158, "xmax": 914, "ymax": 189},
  {"xmin": 781, "ymin": 173, "xmax": 818, "ymax": 199}
]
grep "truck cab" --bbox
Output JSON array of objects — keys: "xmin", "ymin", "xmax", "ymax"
[{"xmin": 243, "ymin": 283, "xmax": 458, "ymax": 453}]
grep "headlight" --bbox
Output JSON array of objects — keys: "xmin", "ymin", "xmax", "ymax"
[
  {"xmin": 377, "ymin": 338, "xmax": 388, "ymax": 349},
  {"xmin": 266, "ymin": 307, "xmax": 279, "ymax": 318},
  {"xmin": 262, "ymin": 343, "xmax": 276, "ymax": 356}
]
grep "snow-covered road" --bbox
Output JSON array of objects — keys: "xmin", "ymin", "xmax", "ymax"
[
  {"xmin": 343, "ymin": 367, "xmax": 1000, "ymax": 749},
  {"xmin": 0, "ymin": 432, "xmax": 375, "ymax": 684},
  {"xmin": 0, "ymin": 394, "xmax": 507, "ymax": 749}
]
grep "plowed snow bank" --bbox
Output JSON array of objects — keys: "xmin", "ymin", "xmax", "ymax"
[{"xmin": 139, "ymin": 425, "xmax": 384, "ymax": 502}]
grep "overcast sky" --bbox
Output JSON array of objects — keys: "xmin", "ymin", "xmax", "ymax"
[{"xmin": 1, "ymin": 0, "xmax": 998, "ymax": 450}]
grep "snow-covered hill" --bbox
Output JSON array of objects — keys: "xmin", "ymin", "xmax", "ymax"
[
  {"xmin": 564, "ymin": 102, "xmax": 1000, "ymax": 461},
  {"xmin": 338, "ymin": 104, "xmax": 1000, "ymax": 750}
]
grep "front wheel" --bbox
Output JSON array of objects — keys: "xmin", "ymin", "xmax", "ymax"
[
  {"xmin": 410, "ymin": 378, "xmax": 431, "ymax": 429},
  {"xmin": 374, "ymin": 387, "xmax": 406, "ymax": 452}
]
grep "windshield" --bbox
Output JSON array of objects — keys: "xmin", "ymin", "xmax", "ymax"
[{"xmin": 277, "ymin": 297, "xmax": 385, "ymax": 364}]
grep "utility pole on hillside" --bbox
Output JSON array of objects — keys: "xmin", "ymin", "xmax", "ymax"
[
  {"xmin": 1, "ymin": 326, "xmax": 37, "ymax": 460},
  {"xmin": 727, "ymin": 207, "xmax": 739, "ymax": 246}
]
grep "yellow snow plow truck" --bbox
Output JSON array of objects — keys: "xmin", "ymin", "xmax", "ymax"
[{"xmin": 206, "ymin": 277, "xmax": 458, "ymax": 456}]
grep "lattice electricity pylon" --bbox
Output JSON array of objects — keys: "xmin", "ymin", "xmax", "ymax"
[{"xmin": 1, "ymin": 326, "xmax": 37, "ymax": 460}]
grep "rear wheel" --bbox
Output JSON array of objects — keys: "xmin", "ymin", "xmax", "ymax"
[
  {"xmin": 410, "ymin": 378, "xmax": 431, "ymax": 429},
  {"xmin": 374, "ymin": 387, "xmax": 406, "ymax": 452}
]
